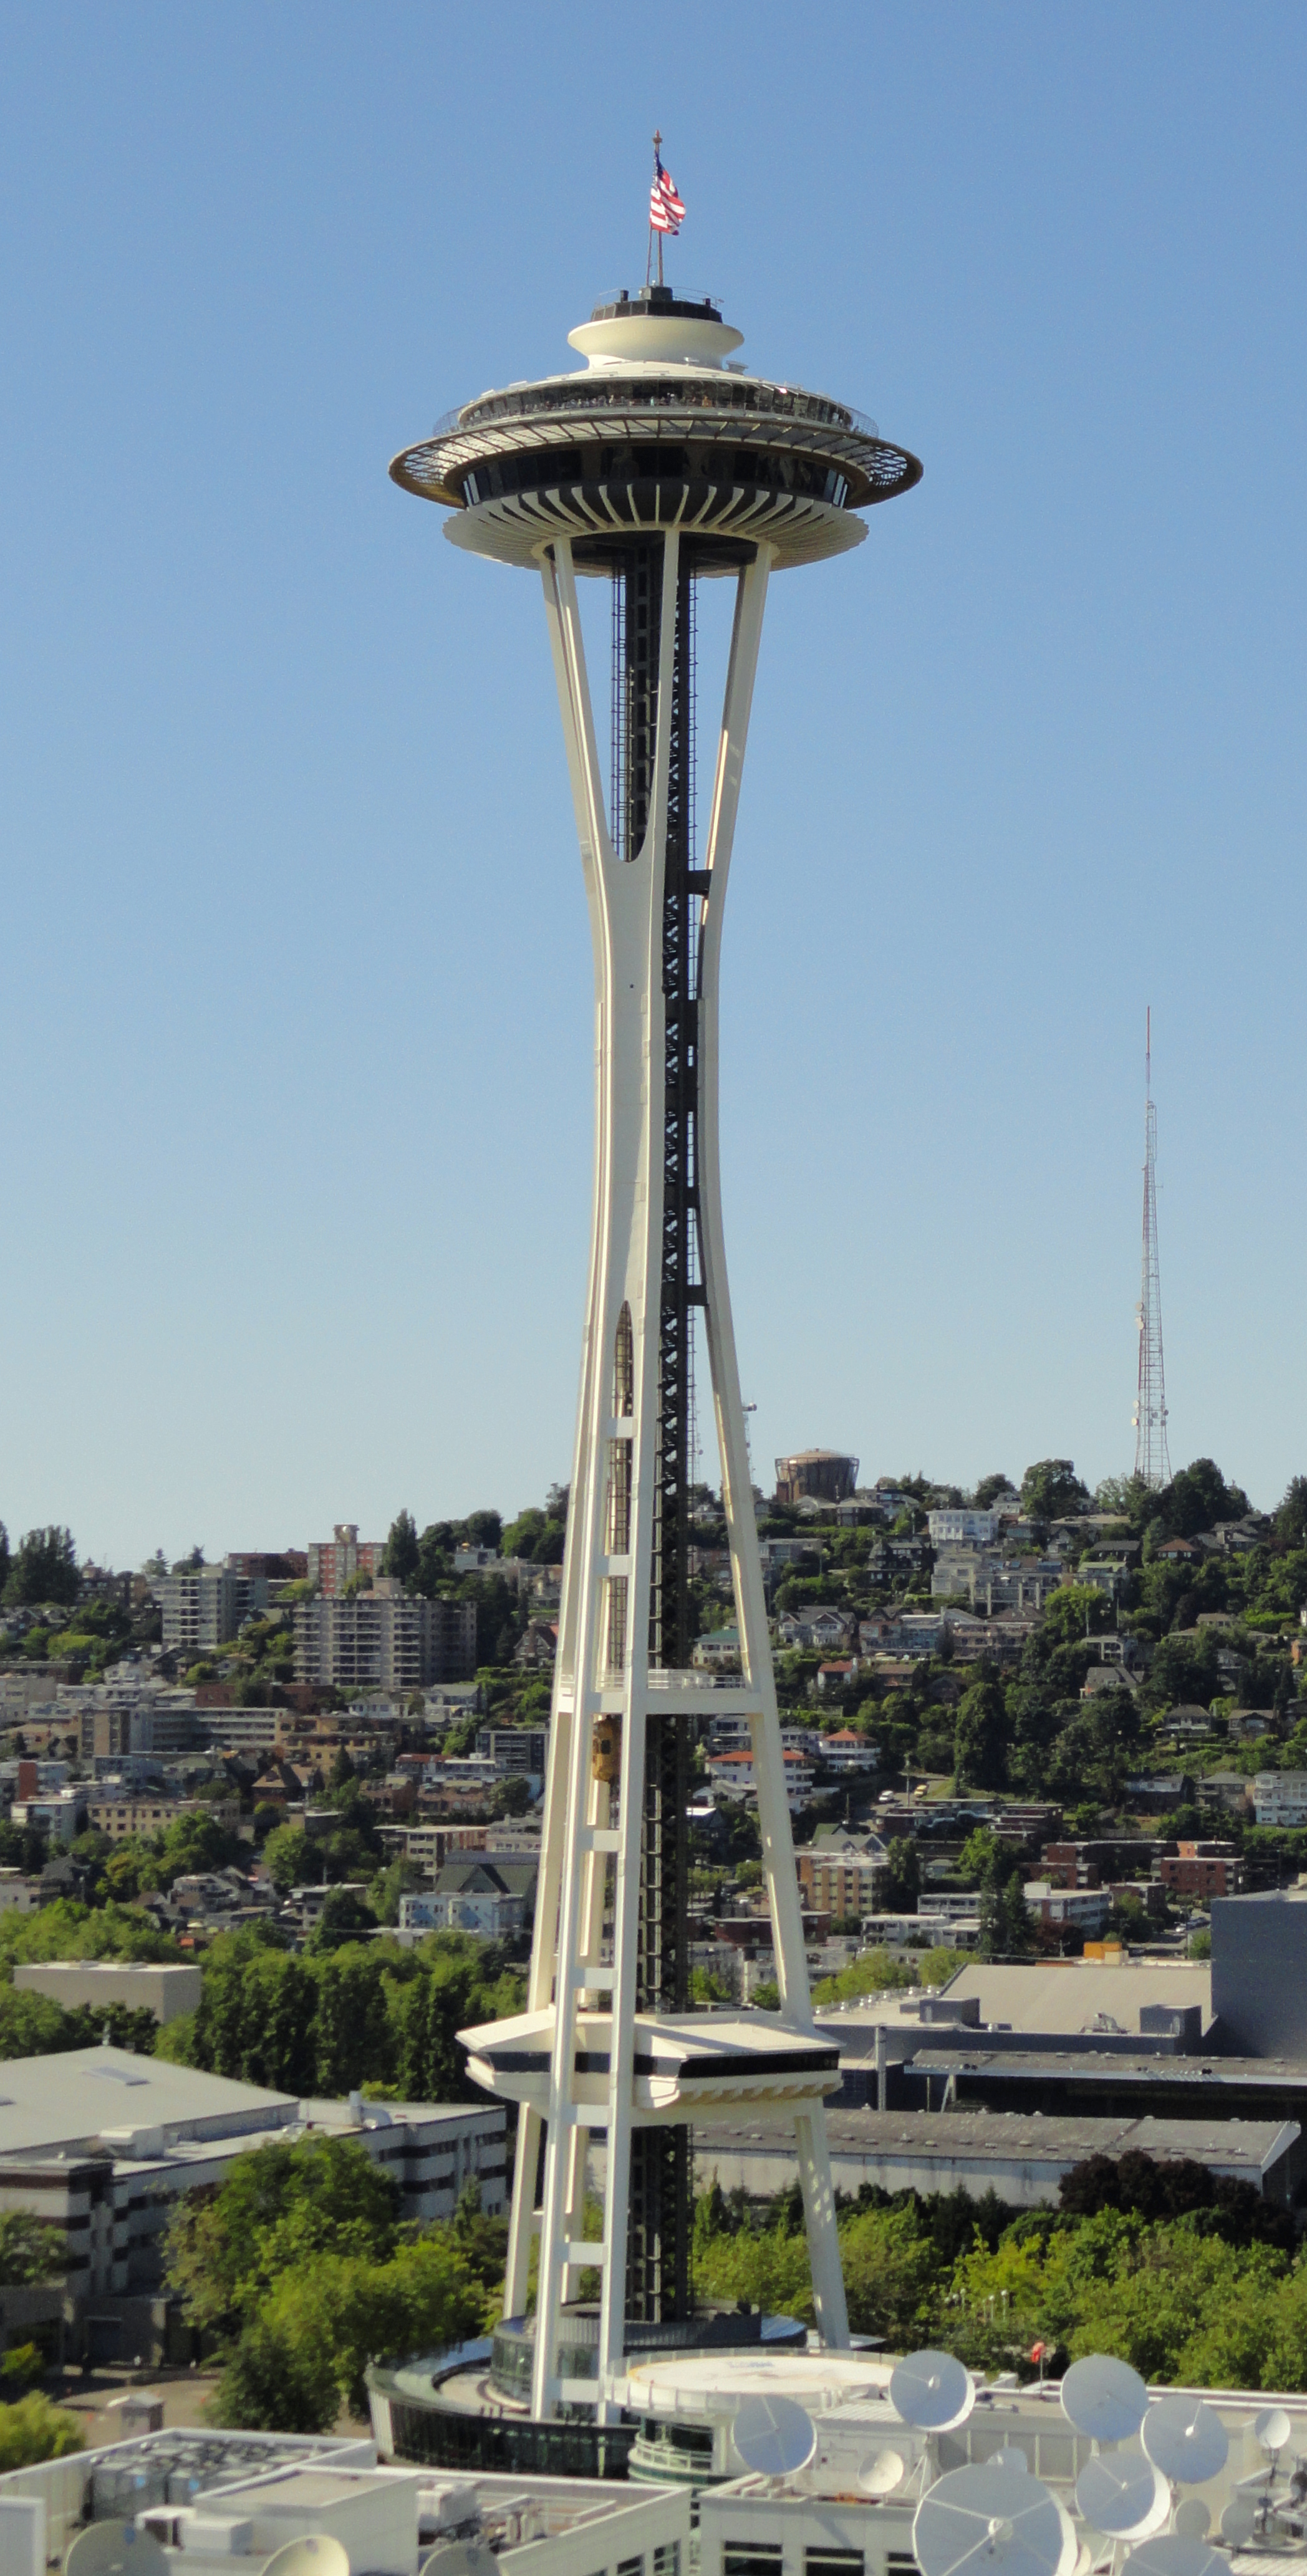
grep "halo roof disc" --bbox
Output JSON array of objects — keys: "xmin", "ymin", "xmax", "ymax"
[
  {"xmin": 1255, "ymin": 2407, "xmax": 1292, "ymax": 2454},
  {"xmin": 1219, "ymin": 2498, "xmax": 1257, "ymax": 2548},
  {"xmin": 892, "ymin": 2349, "xmax": 977, "ymax": 2433},
  {"xmin": 731, "ymin": 2394, "xmax": 817, "ymax": 2477},
  {"xmin": 1121, "ymin": 2537, "xmax": 1226, "ymax": 2576},
  {"xmin": 1076, "ymin": 2453, "xmax": 1169, "ymax": 2539},
  {"xmin": 914, "ymin": 2463, "xmax": 1076, "ymax": 2576},
  {"xmin": 1061, "ymin": 2355, "xmax": 1149, "ymax": 2443},
  {"xmin": 65, "ymin": 2534, "xmax": 170, "ymax": 2576},
  {"xmin": 1141, "ymin": 2398, "xmax": 1228, "ymax": 2487},
  {"xmin": 859, "ymin": 2448, "xmax": 907, "ymax": 2497}
]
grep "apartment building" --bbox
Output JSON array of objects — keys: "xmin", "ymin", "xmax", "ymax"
[
  {"xmin": 307, "ymin": 1524, "xmax": 386, "ymax": 1595},
  {"xmin": 795, "ymin": 1835, "xmax": 889, "ymax": 1916},
  {"xmin": 156, "ymin": 1567, "xmax": 270, "ymax": 1656},
  {"xmin": 294, "ymin": 1585, "xmax": 477, "ymax": 1693},
  {"xmin": 927, "ymin": 1509, "xmax": 1001, "ymax": 1545},
  {"xmin": 1160, "ymin": 1841, "xmax": 1247, "ymax": 1901}
]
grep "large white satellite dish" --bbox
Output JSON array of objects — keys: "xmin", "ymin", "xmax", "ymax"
[
  {"xmin": 1061, "ymin": 2355, "xmax": 1149, "ymax": 2444},
  {"xmin": 1255, "ymin": 2408, "xmax": 1292, "ymax": 2456},
  {"xmin": 419, "ymin": 2544, "xmax": 498, "ymax": 2576},
  {"xmin": 65, "ymin": 2529, "xmax": 169, "ymax": 2576},
  {"xmin": 1076, "ymin": 2453, "xmax": 1169, "ymax": 2539},
  {"xmin": 1172, "ymin": 2501, "xmax": 1210, "ymax": 2541},
  {"xmin": 1141, "ymin": 2400, "xmax": 1228, "ymax": 2488},
  {"xmin": 260, "ymin": 2542, "xmax": 351, "ymax": 2576},
  {"xmin": 892, "ymin": 2349, "xmax": 977, "ymax": 2434},
  {"xmin": 731, "ymin": 2395, "xmax": 817, "ymax": 2478},
  {"xmin": 914, "ymin": 2463, "xmax": 1078, "ymax": 2576},
  {"xmin": 1121, "ymin": 2536, "xmax": 1225, "ymax": 2576},
  {"xmin": 858, "ymin": 2448, "xmax": 907, "ymax": 2497},
  {"xmin": 1218, "ymin": 2497, "xmax": 1257, "ymax": 2548}
]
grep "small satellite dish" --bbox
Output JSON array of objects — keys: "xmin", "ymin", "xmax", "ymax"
[
  {"xmin": 732, "ymin": 2395, "xmax": 817, "ymax": 2478},
  {"xmin": 1076, "ymin": 2453, "xmax": 1169, "ymax": 2539},
  {"xmin": 1219, "ymin": 2497, "xmax": 1257, "ymax": 2548},
  {"xmin": 1121, "ymin": 2537, "xmax": 1225, "ymax": 2576},
  {"xmin": 914, "ymin": 2463, "xmax": 1077, "ymax": 2576},
  {"xmin": 891, "ymin": 2348, "xmax": 977, "ymax": 2434},
  {"xmin": 1061, "ymin": 2354, "xmax": 1149, "ymax": 2444},
  {"xmin": 65, "ymin": 2529, "xmax": 169, "ymax": 2576},
  {"xmin": 420, "ymin": 2544, "xmax": 498, "ymax": 2576},
  {"xmin": 858, "ymin": 2448, "xmax": 907, "ymax": 2497},
  {"xmin": 1142, "ymin": 2399, "xmax": 1228, "ymax": 2488},
  {"xmin": 1173, "ymin": 2501, "xmax": 1210, "ymax": 2542},
  {"xmin": 995, "ymin": 2448, "xmax": 1030, "ymax": 2475},
  {"xmin": 260, "ymin": 2542, "xmax": 351, "ymax": 2576},
  {"xmin": 1255, "ymin": 2407, "xmax": 1293, "ymax": 2455}
]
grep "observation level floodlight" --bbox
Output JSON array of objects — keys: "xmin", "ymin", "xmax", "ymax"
[
  {"xmin": 859, "ymin": 2449, "xmax": 908, "ymax": 2497},
  {"xmin": 64, "ymin": 2531, "xmax": 169, "ymax": 2576},
  {"xmin": 1074, "ymin": 2455, "xmax": 1169, "ymax": 2540},
  {"xmin": 892, "ymin": 2350, "xmax": 977, "ymax": 2434},
  {"xmin": 259, "ymin": 2544, "xmax": 350, "ymax": 2576},
  {"xmin": 1120, "ymin": 2537, "xmax": 1226, "ymax": 2576},
  {"xmin": 1218, "ymin": 2498, "xmax": 1257, "ymax": 2548},
  {"xmin": 731, "ymin": 2395, "xmax": 817, "ymax": 2477},
  {"xmin": 1061, "ymin": 2355, "xmax": 1149, "ymax": 2444},
  {"xmin": 914, "ymin": 2464, "xmax": 1077, "ymax": 2576},
  {"xmin": 1141, "ymin": 2399, "xmax": 1228, "ymax": 2487},
  {"xmin": 1256, "ymin": 2407, "xmax": 1293, "ymax": 2455}
]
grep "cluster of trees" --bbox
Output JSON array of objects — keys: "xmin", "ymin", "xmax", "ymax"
[
  {"xmin": 692, "ymin": 2155, "xmax": 1306, "ymax": 2385},
  {"xmin": 157, "ymin": 1925, "xmax": 524, "ymax": 2102},
  {"xmin": 0, "ymin": 1525, "xmax": 80, "ymax": 1609},
  {"xmin": 166, "ymin": 2134, "xmax": 500, "ymax": 2431}
]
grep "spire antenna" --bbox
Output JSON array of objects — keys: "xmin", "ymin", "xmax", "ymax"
[{"xmin": 1132, "ymin": 1006, "xmax": 1172, "ymax": 1488}]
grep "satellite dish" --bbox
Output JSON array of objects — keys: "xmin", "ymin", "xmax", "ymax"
[
  {"xmin": 995, "ymin": 2449, "xmax": 1029, "ymax": 2475},
  {"xmin": 1061, "ymin": 2355, "xmax": 1149, "ymax": 2443},
  {"xmin": 891, "ymin": 2348, "xmax": 977, "ymax": 2434},
  {"xmin": 1076, "ymin": 2454, "xmax": 1170, "ymax": 2539},
  {"xmin": 914, "ymin": 2464, "xmax": 1078, "ymax": 2576},
  {"xmin": 1255, "ymin": 2408, "xmax": 1292, "ymax": 2455},
  {"xmin": 65, "ymin": 2530, "xmax": 169, "ymax": 2576},
  {"xmin": 1173, "ymin": 2501, "xmax": 1210, "ymax": 2542},
  {"xmin": 1142, "ymin": 2399, "xmax": 1228, "ymax": 2488},
  {"xmin": 260, "ymin": 2542, "xmax": 351, "ymax": 2576},
  {"xmin": 1219, "ymin": 2498, "xmax": 1257, "ymax": 2548},
  {"xmin": 420, "ymin": 2546, "xmax": 498, "ymax": 2576},
  {"xmin": 1121, "ymin": 2538, "xmax": 1226, "ymax": 2576},
  {"xmin": 858, "ymin": 2448, "xmax": 907, "ymax": 2497},
  {"xmin": 732, "ymin": 2395, "xmax": 817, "ymax": 2478}
]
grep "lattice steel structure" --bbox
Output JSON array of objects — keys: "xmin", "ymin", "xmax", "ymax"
[
  {"xmin": 390, "ymin": 282, "xmax": 920, "ymax": 2422},
  {"xmin": 1133, "ymin": 1008, "xmax": 1172, "ymax": 1489}
]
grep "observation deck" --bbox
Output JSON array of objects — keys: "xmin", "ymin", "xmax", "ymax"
[{"xmin": 390, "ymin": 284, "xmax": 922, "ymax": 574}]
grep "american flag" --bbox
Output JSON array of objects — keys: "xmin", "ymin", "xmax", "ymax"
[{"xmin": 650, "ymin": 151, "xmax": 685, "ymax": 235}]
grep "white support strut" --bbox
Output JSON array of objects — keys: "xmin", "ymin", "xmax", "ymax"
[{"xmin": 512, "ymin": 533, "xmax": 848, "ymax": 2420}]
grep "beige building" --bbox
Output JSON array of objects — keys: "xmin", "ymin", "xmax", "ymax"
[
  {"xmin": 14, "ymin": 1960, "xmax": 202, "ymax": 2024},
  {"xmin": 294, "ymin": 1585, "xmax": 476, "ymax": 1691}
]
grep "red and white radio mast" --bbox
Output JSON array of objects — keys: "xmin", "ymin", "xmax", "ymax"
[{"xmin": 1133, "ymin": 1007, "xmax": 1172, "ymax": 1487}]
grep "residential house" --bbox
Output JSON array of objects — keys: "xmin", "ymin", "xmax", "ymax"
[{"xmin": 819, "ymin": 1729, "xmax": 880, "ymax": 1772}]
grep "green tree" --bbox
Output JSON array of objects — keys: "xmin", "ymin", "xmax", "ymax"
[
  {"xmin": 166, "ymin": 2134, "xmax": 401, "ymax": 2344},
  {"xmin": 0, "ymin": 2211, "xmax": 66, "ymax": 2285},
  {"xmin": 0, "ymin": 2391, "xmax": 84, "ymax": 2469},
  {"xmin": 382, "ymin": 1510, "xmax": 420, "ymax": 1585},
  {"xmin": 263, "ymin": 1825, "xmax": 321, "ymax": 1895},
  {"xmin": 1020, "ymin": 1462, "xmax": 1090, "ymax": 1524},
  {"xmin": 883, "ymin": 1837, "xmax": 920, "ymax": 1913},
  {"xmin": 1158, "ymin": 1459, "xmax": 1250, "ymax": 1541},
  {"xmin": 1041, "ymin": 1586, "xmax": 1113, "ymax": 1645},
  {"xmin": 1275, "ymin": 1478, "xmax": 1307, "ymax": 1550},
  {"xmin": 3, "ymin": 1526, "xmax": 80, "ymax": 1607},
  {"xmin": 953, "ymin": 1677, "xmax": 1008, "ymax": 1791},
  {"xmin": 973, "ymin": 1476, "xmax": 1015, "ymax": 1512}
]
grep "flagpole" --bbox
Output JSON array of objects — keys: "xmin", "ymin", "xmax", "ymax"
[{"xmin": 651, "ymin": 130, "xmax": 663, "ymax": 289}]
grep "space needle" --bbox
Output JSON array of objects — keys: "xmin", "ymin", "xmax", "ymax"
[{"xmin": 390, "ymin": 146, "xmax": 921, "ymax": 2425}]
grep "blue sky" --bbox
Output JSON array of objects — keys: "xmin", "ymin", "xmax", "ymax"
[{"xmin": 1, "ymin": 2, "xmax": 1304, "ymax": 1567}]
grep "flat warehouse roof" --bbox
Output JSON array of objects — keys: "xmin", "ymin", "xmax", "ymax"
[
  {"xmin": 695, "ymin": 2108, "xmax": 1298, "ymax": 2177},
  {"xmin": 0, "ymin": 2045, "xmax": 296, "ymax": 2157},
  {"xmin": 938, "ymin": 1960, "xmax": 1213, "ymax": 2033}
]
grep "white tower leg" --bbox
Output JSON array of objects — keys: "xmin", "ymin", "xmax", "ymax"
[{"xmin": 513, "ymin": 533, "xmax": 848, "ymax": 2424}]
